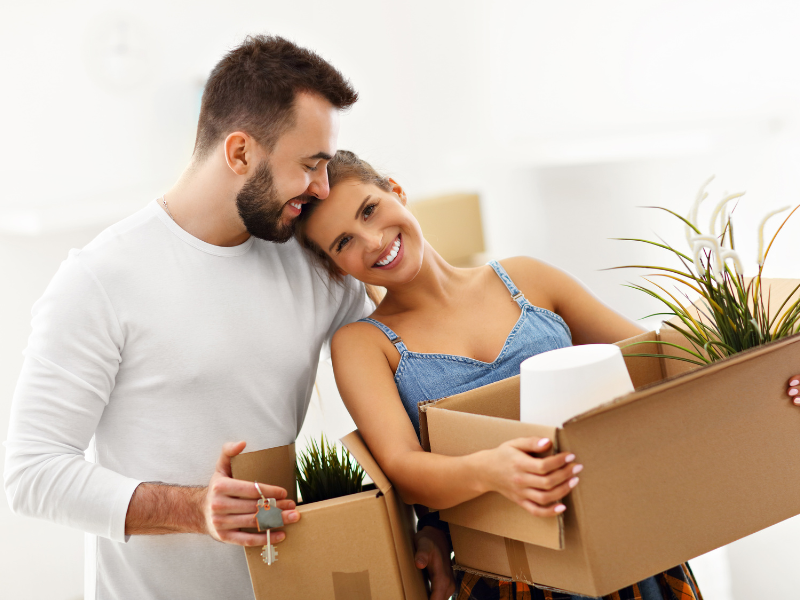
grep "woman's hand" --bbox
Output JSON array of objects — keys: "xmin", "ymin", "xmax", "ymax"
[
  {"xmin": 788, "ymin": 375, "xmax": 800, "ymax": 404},
  {"xmin": 477, "ymin": 437, "xmax": 582, "ymax": 517}
]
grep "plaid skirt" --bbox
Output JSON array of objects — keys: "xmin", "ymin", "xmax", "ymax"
[{"xmin": 454, "ymin": 564, "xmax": 703, "ymax": 600}]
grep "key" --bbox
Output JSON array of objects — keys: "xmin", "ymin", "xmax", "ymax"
[
  {"xmin": 261, "ymin": 529, "xmax": 278, "ymax": 565},
  {"xmin": 254, "ymin": 484, "xmax": 284, "ymax": 566},
  {"xmin": 256, "ymin": 497, "xmax": 285, "ymax": 530}
]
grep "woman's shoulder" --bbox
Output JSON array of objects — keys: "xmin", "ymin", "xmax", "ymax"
[
  {"xmin": 494, "ymin": 256, "xmax": 568, "ymax": 310},
  {"xmin": 332, "ymin": 317, "xmax": 398, "ymax": 357},
  {"xmin": 496, "ymin": 255, "xmax": 561, "ymax": 288}
]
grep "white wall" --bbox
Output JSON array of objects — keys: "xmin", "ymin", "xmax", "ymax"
[{"xmin": 3, "ymin": 1, "xmax": 800, "ymax": 599}]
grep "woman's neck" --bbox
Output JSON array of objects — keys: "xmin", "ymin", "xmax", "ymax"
[{"xmin": 376, "ymin": 242, "xmax": 466, "ymax": 315}]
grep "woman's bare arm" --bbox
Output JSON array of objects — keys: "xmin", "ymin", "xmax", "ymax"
[{"xmin": 330, "ymin": 323, "xmax": 580, "ymax": 516}]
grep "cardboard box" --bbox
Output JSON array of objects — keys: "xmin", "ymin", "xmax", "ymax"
[
  {"xmin": 419, "ymin": 279, "xmax": 800, "ymax": 597},
  {"xmin": 230, "ymin": 431, "xmax": 428, "ymax": 600},
  {"xmin": 409, "ymin": 193, "xmax": 486, "ymax": 267}
]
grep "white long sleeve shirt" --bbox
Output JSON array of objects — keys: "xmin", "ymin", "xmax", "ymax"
[{"xmin": 4, "ymin": 200, "xmax": 369, "ymax": 600}]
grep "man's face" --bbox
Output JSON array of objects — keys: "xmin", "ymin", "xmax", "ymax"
[{"xmin": 236, "ymin": 93, "xmax": 340, "ymax": 243}]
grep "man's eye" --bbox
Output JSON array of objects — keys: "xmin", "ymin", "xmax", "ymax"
[
  {"xmin": 305, "ymin": 164, "xmax": 318, "ymax": 172},
  {"xmin": 335, "ymin": 236, "xmax": 351, "ymax": 252},
  {"xmin": 363, "ymin": 203, "xmax": 377, "ymax": 219}
]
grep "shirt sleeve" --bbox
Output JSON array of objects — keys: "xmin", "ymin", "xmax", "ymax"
[
  {"xmin": 319, "ymin": 276, "xmax": 374, "ymax": 361},
  {"xmin": 3, "ymin": 251, "xmax": 141, "ymax": 543}
]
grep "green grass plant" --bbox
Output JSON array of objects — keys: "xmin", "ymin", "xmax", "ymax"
[
  {"xmin": 611, "ymin": 180, "xmax": 800, "ymax": 366},
  {"xmin": 296, "ymin": 434, "xmax": 365, "ymax": 503}
]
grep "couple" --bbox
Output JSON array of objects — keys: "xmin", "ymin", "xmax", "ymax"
[{"xmin": 3, "ymin": 36, "xmax": 701, "ymax": 600}]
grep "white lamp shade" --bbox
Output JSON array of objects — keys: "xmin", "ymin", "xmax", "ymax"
[{"xmin": 520, "ymin": 344, "xmax": 634, "ymax": 427}]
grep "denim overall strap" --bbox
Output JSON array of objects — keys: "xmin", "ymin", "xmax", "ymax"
[
  {"xmin": 488, "ymin": 260, "xmax": 527, "ymax": 309},
  {"xmin": 357, "ymin": 317, "xmax": 409, "ymax": 354}
]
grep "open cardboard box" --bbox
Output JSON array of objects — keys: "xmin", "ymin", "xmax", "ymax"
[
  {"xmin": 230, "ymin": 431, "xmax": 427, "ymax": 600},
  {"xmin": 419, "ymin": 279, "xmax": 800, "ymax": 597}
]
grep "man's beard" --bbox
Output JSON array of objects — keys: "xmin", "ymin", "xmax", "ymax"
[{"xmin": 235, "ymin": 161, "xmax": 295, "ymax": 243}]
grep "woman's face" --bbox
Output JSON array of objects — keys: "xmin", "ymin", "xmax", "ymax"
[{"xmin": 304, "ymin": 179, "xmax": 425, "ymax": 286}]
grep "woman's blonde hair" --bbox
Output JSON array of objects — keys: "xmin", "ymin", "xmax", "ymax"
[{"xmin": 294, "ymin": 150, "xmax": 393, "ymax": 304}]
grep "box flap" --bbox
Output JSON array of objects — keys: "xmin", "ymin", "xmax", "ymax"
[
  {"xmin": 383, "ymin": 488, "xmax": 430, "ymax": 600},
  {"xmin": 342, "ymin": 430, "xmax": 428, "ymax": 599},
  {"xmin": 427, "ymin": 407, "xmax": 563, "ymax": 550},
  {"xmin": 419, "ymin": 375, "xmax": 522, "ymax": 451},
  {"xmin": 230, "ymin": 442, "xmax": 297, "ymax": 503},
  {"xmin": 614, "ymin": 329, "xmax": 665, "ymax": 388},
  {"xmin": 341, "ymin": 430, "xmax": 393, "ymax": 495}
]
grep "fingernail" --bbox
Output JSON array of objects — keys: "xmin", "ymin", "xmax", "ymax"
[
  {"xmin": 288, "ymin": 511, "xmax": 299, "ymax": 522},
  {"xmin": 274, "ymin": 532, "xmax": 285, "ymax": 541},
  {"xmin": 569, "ymin": 477, "xmax": 580, "ymax": 488},
  {"xmin": 554, "ymin": 504, "xmax": 567, "ymax": 514},
  {"xmin": 572, "ymin": 464, "xmax": 584, "ymax": 475},
  {"xmin": 789, "ymin": 388, "xmax": 799, "ymax": 396},
  {"xmin": 794, "ymin": 397, "xmax": 800, "ymax": 405},
  {"xmin": 790, "ymin": 379, "xmax": 800, "ymax": 386},
  {"xmin": 537, "ymin": 438, "xmax": 550, "ymax": 448},
  {"xmin": 565, "ymin": 454, "xmax": 576, "ymax": 463}
]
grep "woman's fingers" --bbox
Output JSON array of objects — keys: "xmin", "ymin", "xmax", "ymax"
[
  {"xmin": 518, "ymin": 450, "xmax": 576, "ymax": 476},
  {"xmin": 788, "ymin": 375, "xmax": 800, "ymax": 404},
  {"xmin": 517, "ymin": 499, "xmax": 567, "ymax": 518},
  {"xmin": 521, "ymin": 475, "xmax": 579, "ymax": 506},
  {"xmin": 507, "ymin": 436, "xmax": 553, "ymax": 453},
  {"xmin": 516, "ymin": 462, "xmax": 583, "ymax": 491}
]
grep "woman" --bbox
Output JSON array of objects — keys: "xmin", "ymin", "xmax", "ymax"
[{"xmin": 294, "ymin": 151, "xmax": 703, "ymax": 600}]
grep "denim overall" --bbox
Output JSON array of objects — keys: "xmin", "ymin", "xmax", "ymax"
[
  {"xmin": 359, "ymin": 261, "xmax": 683, "ymax": 600},
  {"xmin": 359, "ymin": 260, "xmax": 572, "ymax": 439}
]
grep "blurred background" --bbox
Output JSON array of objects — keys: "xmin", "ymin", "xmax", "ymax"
[{"xmin": 3, "ymin": 1, "xmax": 800, "ymax": 598}]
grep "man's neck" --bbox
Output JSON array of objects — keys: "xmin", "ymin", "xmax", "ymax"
[{"xmin": 161, "ymin": 158, "xmax": 251, "ymax": 247}]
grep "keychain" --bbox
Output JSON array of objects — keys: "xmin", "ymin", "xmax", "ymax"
[{"xmin": 254, "ymin": 481, "xmax": 284, "ymax": 565}]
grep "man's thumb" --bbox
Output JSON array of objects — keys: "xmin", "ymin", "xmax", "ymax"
[
  {"xmin": 415, "ymin": 550, "xmax": 429, "ymax": 569},
  {"xmin": 216, "ymin": 441, "xmax": 247, "ymax": 475}
]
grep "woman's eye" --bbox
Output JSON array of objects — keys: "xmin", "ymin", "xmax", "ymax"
[
  {"xmin": 362, "ymin": 203, "xmax": 377, "ymax": 219},
  {"xmin": 335, "ymin": 236, "xmax": 351, "ymax": 253}
]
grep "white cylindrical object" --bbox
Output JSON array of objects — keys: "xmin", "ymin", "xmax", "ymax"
[{"xmin": 520, "ymin": 344, "xmax": 634, "ymax": 427}]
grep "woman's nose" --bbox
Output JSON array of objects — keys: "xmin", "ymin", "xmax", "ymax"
[{"xmin": 365, "ymin": 232, "xmax": 384, "ymax": 252}]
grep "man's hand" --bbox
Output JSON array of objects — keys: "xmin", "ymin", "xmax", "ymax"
[
  {"xmin": 201, "ymin": 441, "xmax": 299, "ymax": 545},
  {"xmin": 125, "ymin": 441, "xmax": 300, "ymax": 545},
  {"xmin": 414, "ymin": 526, "xmax": 456, "ymax": 600}
]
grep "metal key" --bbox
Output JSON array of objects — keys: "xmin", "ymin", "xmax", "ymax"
[
  {"xmin": 261, "ymin": 529, "xmax": 278, "ymax": 565},
  {"xmin": 254, "ymin": 484, "xmax": 284, "ymax": 566}
]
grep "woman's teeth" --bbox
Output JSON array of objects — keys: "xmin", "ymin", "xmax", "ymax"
[{"xmin": 376, "ymin": 238, "xmax": 401, "ymax": 267}]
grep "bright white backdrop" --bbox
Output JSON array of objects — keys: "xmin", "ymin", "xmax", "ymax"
[{"xmin": 3, "ymin": 1, "xmax": 800, "ymax": 598}]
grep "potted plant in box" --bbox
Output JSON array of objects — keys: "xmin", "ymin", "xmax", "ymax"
[{"xmin": 612, "ymin": 176, "xmax": 800, "ymax": 369}]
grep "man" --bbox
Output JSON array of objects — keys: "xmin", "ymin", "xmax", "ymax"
[{"xmin": 4, "ymin": 35, "xmax": 452, "ymax": 599}]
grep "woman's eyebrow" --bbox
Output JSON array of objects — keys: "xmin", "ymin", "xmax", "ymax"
[
  {"xmin": 354, "ymin": 195, "xmax": 372, "ymax": 219},
  {"xmin": 328, "ymin": 234, "xmax": 343, "ymax": 252}
]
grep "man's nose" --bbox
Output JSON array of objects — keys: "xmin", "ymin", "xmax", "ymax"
[{"xmin": 308, "ymin": 169, "xmax": 330, "ymax": 199}]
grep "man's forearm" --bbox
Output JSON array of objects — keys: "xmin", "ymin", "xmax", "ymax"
[{"xmin": 125, "ymin": 482, "xmax": 208, "ymax": 535}]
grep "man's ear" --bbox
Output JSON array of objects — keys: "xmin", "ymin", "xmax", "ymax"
[
  {"xmin": 223, "ymin": 131, "xmax": 256, "ymax": 175},
  {"xmin": 388, "ymin": 178, "xmax": 408, "ymax": 205}
]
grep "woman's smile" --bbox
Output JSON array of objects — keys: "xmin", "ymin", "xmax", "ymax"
[{"xmin": 373, "ymin": 234, "xmax": 403, "ymax": 269}]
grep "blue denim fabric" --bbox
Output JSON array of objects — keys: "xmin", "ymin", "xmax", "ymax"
[{"xmin": 358, "ymin": 260, "xmax": 572, "ymax": 438}]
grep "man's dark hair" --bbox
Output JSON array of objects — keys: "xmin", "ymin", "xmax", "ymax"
[{"xmin": 193, "ymin": 35, "xmax": 358, "ymax": 160}]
